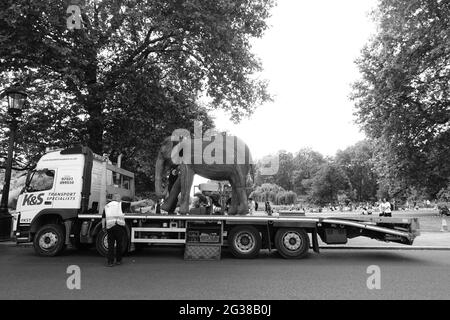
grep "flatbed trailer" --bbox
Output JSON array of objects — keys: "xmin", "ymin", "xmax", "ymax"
[
  {"xmin": 76, "ymin": 213, "xmax": 420, "ymax": 259},
  {"xmin": 13, "ymin": 146, "xmax": 420, "ymax": 259}
]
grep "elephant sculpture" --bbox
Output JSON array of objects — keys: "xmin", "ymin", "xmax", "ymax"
[{"xmin": 154, "ymin": 134, "xmax": 254, "ymax": 215}]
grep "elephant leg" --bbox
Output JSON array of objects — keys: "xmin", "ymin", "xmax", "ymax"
[
  {"xmin": 179, "ymin": 165, "xmax": 195, "ymax": 214},
  {"xmin": 235, "ymin": 167, "xmax": 249, "ymax": 215},
  {"xmin": 235, "ymin": 185, "xmax": 249, "ymax": 215},
  {"xmin": 228, "ymin": 182, "xmax": 238, "ymax": 215},
  {"xmin": 161, "ymin": 177, "xmax": 180, "ymax": 213}
]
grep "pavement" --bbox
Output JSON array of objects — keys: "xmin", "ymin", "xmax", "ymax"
[{"xmin": 1, "ymin": 244, "xmax": 450, "ymax": 299}]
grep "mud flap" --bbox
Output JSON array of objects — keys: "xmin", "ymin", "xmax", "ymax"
[
  {"xmin": 266, "ymin": 223, "xmax": 272, "ymax": 252},
  {"xmin": 64, "ymin": 220, "xmax": 73, "ymax": 245},
  {"xmin": 312, "ymin": 229, "xmax": 320, "ymax": 253}
]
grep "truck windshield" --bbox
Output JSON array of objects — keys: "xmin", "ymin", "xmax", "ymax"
[{"xmin": 27, "ymin": 170, "xmax": 55, "ymax": 192}]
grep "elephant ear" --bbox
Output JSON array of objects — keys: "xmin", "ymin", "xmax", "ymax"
[
  {"xmin": 160, "ymin": 137, "xmax": 174, "ymax": 156},
  {"xmin": 161, "ymin": 136, "xmax": 186, "ymax": 163}
]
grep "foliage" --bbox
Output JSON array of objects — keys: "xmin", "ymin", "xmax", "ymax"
[
  {"xmin": 351, "ymin": 0, "xmax": 450, "ymax": 197},
  {"xmin": 0, "ymin": 170, "xmax": 27, "ymax": 208},
  {"xmin": 437, "ymin": 184, "xmax": 450, "ymax": 203},
  {"xmin": 250, "ymin": 183, "xmax": 297, "ymax": 205},
  {"xmin": 292, "ymin": 148, "xmax": 327, "ymax": 195},
  {"xmin": 308, "ymin": 162, "xmax": 352, "ymax": 205},
  {"xmin": 404, "ymin": 186, "xmax": 429, "ymax": 204},
  {"xmin": 0, "ymin": 0, "xmax": 274, "ymax": 193},
  {"xmin": 254, "ymin": 148, "xmax": 326, "ymax": 195},
  {"xmin": 335, "ymin": 140, "xmax": 378, "ymax": 201},
  {"xmin": 255, "ymin": 151, "xmax": 294, "ymax": 191}
]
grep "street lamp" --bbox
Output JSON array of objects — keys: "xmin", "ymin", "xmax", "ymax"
[{"xmin": 0, "ymin": 86, "xmax": 27, "ymax": 241}]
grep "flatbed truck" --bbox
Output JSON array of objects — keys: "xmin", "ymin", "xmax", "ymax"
[{"xmin": 14, "ymin": 146, "xmax": 420, "ymax": 259}]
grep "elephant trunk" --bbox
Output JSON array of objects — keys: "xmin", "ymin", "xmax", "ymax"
[{"xmin": 155, "ymin": 153, "xmax": 166, "ymax": 199}]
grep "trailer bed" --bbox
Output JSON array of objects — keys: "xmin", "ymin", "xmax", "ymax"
[{"xmin": 79, "ymin": 212, "xmax": 420, "ymax": 248}]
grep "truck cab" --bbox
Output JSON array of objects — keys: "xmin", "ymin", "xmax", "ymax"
[{"xmin": 15, "ymin": 146, "xmax": 135, "ymax": 256}]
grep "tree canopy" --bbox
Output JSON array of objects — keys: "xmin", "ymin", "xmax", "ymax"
[
  {"xmin": 0, "ymin": 0, "xmax": 274, "ymax": 193},
  {"xmin": 335, "ymin": 140, "xmax": 378, "ymax": 202},
  {"xmin": 250, "ymin": 183, "xmax": 297, "ymax": 205},
  {"xmin": 351, "ymin": 0, "xmax": 450, "ymax": 197},
  {"xmin": 309, "ymin": 162, "xmax": 352, "ymax": 206}
]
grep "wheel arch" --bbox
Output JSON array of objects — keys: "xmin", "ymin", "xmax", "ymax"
[{"xmin": 30, "ymin": 209, "xmax": 77, "ymax": 233}]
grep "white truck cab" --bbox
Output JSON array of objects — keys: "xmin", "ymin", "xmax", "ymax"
[
  {"xmin": 17, "ymin": 150, "xmax": 85, "ymax": 224},
  {"xmin": 15, "ymin": 146, "xmax": 135, "ymax": 256}
]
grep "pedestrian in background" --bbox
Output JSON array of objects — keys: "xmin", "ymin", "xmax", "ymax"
[
  {"xmin": 248, "ymin": 197, "xmax": 255, "ymax": 214},
  {"xmin": 265, "ymin": 201, "xmax": 273, "ymax": 215},
  {"xmin": 379, "ymin": 198, "xmax": 392, "ymax": 217}
]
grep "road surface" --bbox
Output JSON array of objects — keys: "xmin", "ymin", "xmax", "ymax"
[{"xmin": 1, "ymin": 244, "xmax": 449, "ymax": 300}]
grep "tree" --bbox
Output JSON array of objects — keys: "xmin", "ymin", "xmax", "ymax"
[
  {"xmin": 0, "ymin": 0, "xmax": 274, "ymax": 192},
  {"xmin": 291, "ymin": 148, "xmax": 326, "ymax": 195},
  {"xmin": 352, "ymin": 0, "xmax": 450, "ymax": 197},
  {"xmin": 272, "ymin": 151, "xmax": 294, "ymax": 191},
  {"xmin": 309, "ymin": 163, "xmax": 352, "ymax": 206},
  {"xmin": 0, "ymin": 0, "xmax": 273, "ymax": 150},
  {"xmin": 437, "ymin": 184, "xmax": 450, "ymax": 203},
  {"xmin": 253, "ymin": 151, "xmax": 293, "ymax": 190},
  {"xmin": 254, "ymin": 148, "xmax": 326, "ymax": 195},
  {"xmin": 335, "ymin": 140, "xmax": 378, "ymax": 202},
  {"xmin": 403, "ymin": 186, "xmax": 429, "ymax": 205},
  {"xmin": 282, "ymin": 190, "xmax": 297, "ymax": 205},
  {"xmin": 250, "ymin": 183, "xmax": 298, "ymax": 205}
]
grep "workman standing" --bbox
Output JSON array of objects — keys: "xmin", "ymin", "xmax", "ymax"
[{"xmin": 102, "ymin": 194, "xmax": 127, "ymax": 267}]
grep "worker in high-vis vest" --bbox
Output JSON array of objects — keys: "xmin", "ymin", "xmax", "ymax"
[
  {"xmin": 102, "ymin": 193, "xmax": 127, "ymax": 267},
  {"xmin": 102, "ymin": 194, "xmax": 151, "ymax": 266}
]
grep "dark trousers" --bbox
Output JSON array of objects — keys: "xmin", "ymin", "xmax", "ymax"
[{"xmin": 107, "ymin": 225, "xmax": 125, "ymax": 264}]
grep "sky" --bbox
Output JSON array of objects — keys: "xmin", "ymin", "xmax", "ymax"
[{"xmin": 211, "ymin": 0, "xmax": 378, "ymax": 159}]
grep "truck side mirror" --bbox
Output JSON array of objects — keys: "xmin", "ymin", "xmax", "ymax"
[{"xmin": 24, "ymin": 170, "xmax": 36, "ymax": 192}]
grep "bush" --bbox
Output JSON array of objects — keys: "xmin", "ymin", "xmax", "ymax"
[{"xmin": 437, "ymin": 185, "xmax": 450, "ymax": 203}]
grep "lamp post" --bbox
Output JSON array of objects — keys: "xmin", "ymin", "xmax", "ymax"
[{"xmin": 0, "ymin": 86, "xmax": 27, "ymax": 241}]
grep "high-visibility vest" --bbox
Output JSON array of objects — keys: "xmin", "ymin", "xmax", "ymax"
[{"xmin": 104, "ymin": 201, "xmax": 126, "ymax": 229}]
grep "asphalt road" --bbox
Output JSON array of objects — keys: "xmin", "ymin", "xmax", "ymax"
[{"xmin": 1, "ymin": 244, "xmax": 449, "ymax": 300}]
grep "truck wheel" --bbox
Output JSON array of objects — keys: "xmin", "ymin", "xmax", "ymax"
[
  {"xmin": 33, "ymin": 224, "xmax": 66, "ymax": 257},
  {"xmin": 275, "ymin": 228, "xmax": 309, "ymax": 259},
  {"xmin": 228, "ymin": 226, "xmax": 261, "ymax": 259},
  {"xmin": 95, "ymin": 229, "xmax": 128, "ymax": 257}
]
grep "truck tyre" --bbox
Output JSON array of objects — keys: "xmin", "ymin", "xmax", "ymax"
[
  {"xmin": 33, "ymin": 224, "xmax": 66, "ymax": 257},
  {"xmin": 95, "ymin": 229, "xmax": 128, "ymax": 257},
  {"xmin": 228, "ymin": 226, "xmax": 261, "ymax": 259},
  {"xmin": 275, "ymin": 228, "xmax": 309, "ymax": 259}
]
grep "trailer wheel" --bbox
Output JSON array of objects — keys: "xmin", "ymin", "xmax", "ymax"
[
  {"xmin": 275, "ymin": 228, "xmax": 309, "ymax": 259},
  {"xmin": 33, "ymin": 224, "xmax": 66, "ymax": 257},
  {"xmin": 95, "ymin": 229, "xmax": 128, "ymax": 257},
  {"xmin": 228, "ymin": 226, "xmax": 261, "ymax": 259}
]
